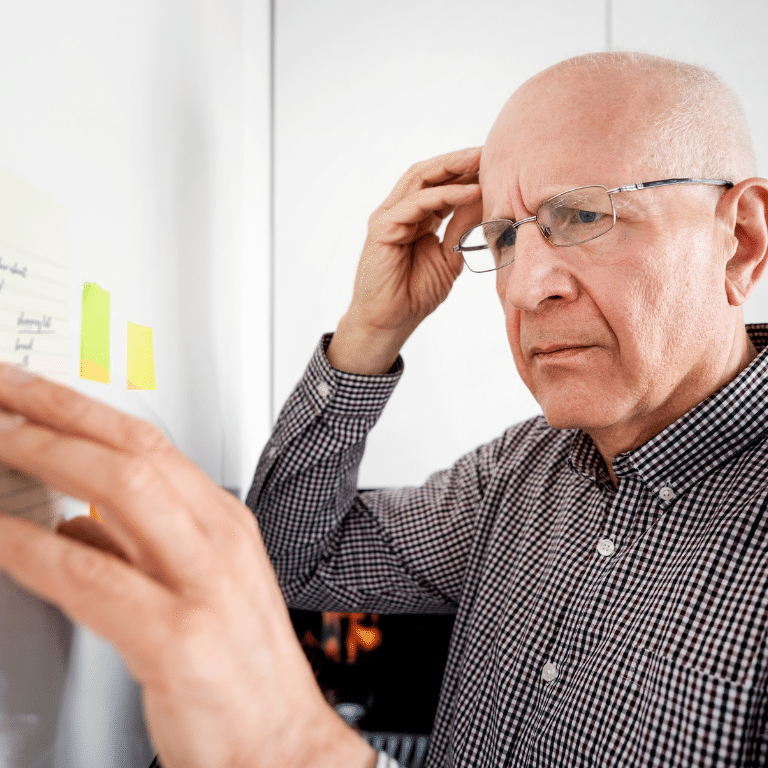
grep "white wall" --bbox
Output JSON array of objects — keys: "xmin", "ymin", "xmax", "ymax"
[{"xmin": 274, "ymin": 0, "xmax": 768, "ymax": 488}]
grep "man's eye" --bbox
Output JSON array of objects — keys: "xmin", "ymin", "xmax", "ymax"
[
  {"xmin": 497, "ymin": 226, "xmax": 516, "ymax": 248},
  {"xmin": 489, "ymin": 225, "xmax": 516, "ymax": 267},
  {"xmin": 577, "ymin": 209, "xmax": 599, "ymax": 224}
]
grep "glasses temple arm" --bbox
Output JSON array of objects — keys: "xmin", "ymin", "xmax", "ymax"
[{"xmin": 607, "ymin": 178, "xmax": 733, "ymax": 195}]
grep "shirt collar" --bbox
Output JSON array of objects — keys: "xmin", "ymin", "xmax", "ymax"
[{"xmin": 570, "ymin": 324, "xmax": 768, "ymax": 502}]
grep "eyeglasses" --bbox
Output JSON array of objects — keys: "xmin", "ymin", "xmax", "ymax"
[{"xmin": 453, "ymin": 178, "xmax": 733, "ymax": 273}]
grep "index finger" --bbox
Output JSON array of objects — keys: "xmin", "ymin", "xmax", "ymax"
[
  {"xmin": 0, "ymin": 364, "xmax": 164, "ymax": 456},
  {"xmin": 0, "ymin": 365, "xmax": 250, "ymax": 573},
  {"xmin": 380, "ymin": 147, "xmax": 482, "ymax": 209}
]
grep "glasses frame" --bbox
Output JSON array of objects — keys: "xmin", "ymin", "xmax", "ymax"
[{"xmin": 453, "ymin": 177, "xmax": 734, "ymax": 273}]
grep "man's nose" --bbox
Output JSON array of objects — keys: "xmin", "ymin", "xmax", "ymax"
[{"xmin": 496, "ymin": 225, "xmax": 579, "ymax": 311}]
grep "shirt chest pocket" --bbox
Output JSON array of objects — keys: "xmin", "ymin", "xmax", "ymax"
[{"xmin": 558, "ymin": 639, "xmax": 761, "ymax": 768}]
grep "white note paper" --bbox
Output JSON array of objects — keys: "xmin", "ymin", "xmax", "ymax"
[
  {"xmin": 0, "ymin": 168, "xmax": 67, "ymax": 379},
  {"xmin": 0, "ymin": 168, "xmax": 69, "ymax": 768}
]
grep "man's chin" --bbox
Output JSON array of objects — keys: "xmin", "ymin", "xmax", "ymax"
[{"xmin": 538, "ymin": 399, "xmax": 623, "ymax": 433}]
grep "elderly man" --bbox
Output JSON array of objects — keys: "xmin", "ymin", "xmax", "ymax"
[
  {"xmin": 0, "ymin": 50, "xmax": 765, "ymax": 768},
  {"xmin": 249, "ymin": 51, "xmax": 768, "ymax": 767}
]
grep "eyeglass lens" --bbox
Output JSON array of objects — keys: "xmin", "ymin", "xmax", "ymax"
[{"xmin": 459, "ymin": 186, "xmax": 616, "ymax": 273}]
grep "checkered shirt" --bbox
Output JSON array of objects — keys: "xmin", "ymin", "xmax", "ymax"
[{"xmin": 247, "ymin": 324, "xmax": 768, "ymax": 768}]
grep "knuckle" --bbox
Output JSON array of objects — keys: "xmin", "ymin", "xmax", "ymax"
[
  {"xmin": 406, "ymin": 160, "xmax": 422, "ymax": 177},
  {"xmin": 120, "ymin": 418, "xmax": 168, "ymax": 454},
  {"xmin": 43, "ymin": 385, "xmax": 91, "ymax": 427},
  {"xmin": 112, "ymin": 454, "xmax": 158, "ymax": 496}
]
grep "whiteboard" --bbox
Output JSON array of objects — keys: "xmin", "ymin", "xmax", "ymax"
[{"xmin": 0, "ymin": 1, "xmax": 271, "ymax": 766}]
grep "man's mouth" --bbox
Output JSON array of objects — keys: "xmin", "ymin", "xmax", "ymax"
[{"xmin": 530, "ymin": 344, "xmax": 593, "ymax": 360}]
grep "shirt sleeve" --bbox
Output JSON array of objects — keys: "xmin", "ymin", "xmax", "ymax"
[{"xmin": 246, "ymin": 334, "xmax": 508, "ymax": 614}]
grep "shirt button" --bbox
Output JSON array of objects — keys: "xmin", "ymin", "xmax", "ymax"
[
  {"xmin": 268, "ymin": 447, "xmax": 277, "ymax": 459},
  {"xmin": 659, "ymin": 486, "xmax": 675, "ymax": 501},
  {"xmin": 596, "ymin": 538, "xmax": 615, "ymax": 557},
  {"xmin": 542, "ymin": 662, "xmax": 558, "ymax": 682},
  {"xmin": 316, "ymin": 381, "xmax": 331, "ymax": 400}
]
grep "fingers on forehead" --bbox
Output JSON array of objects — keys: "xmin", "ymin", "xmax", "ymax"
[
  {"xmin": 382, "ymin": 147, "xmax": 482, "ymax": 206},
  {"xmin": 416, "ymin": 148, "xmax": 482, "ymax": 183},
  {"xmin": 385, "ymin": 184, "xmax": 481, "ymax": 224}
]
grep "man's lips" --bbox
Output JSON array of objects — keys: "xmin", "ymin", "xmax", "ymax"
[
  {"xmin": 530, "ymin": 343, "xmax": 593, "ymax": 355},
  {"xmin": 529, "ymin": 344, "xmax": 595, "ymax": 359}
]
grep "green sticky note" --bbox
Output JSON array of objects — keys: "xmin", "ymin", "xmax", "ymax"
[
  {"xmin": 127, "ymin": 322, "xmax": 156, "ymax": 390},
  {"xmin": 80, "ymin": 283, "xmax": 110, "ymax": 383}
]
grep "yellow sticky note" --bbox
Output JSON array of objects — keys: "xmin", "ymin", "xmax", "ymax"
[
  {"xmin": 127, "ymin": 322, "xmax": 156, "ymax": 390},
  {"xmin": 80, "ymin": 283, "xmax": 110, "ymax": 383}
]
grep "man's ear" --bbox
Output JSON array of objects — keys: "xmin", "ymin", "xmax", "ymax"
[{"xmin": 721, "ymin": 178, "xmax": 768, "ymax": 306}]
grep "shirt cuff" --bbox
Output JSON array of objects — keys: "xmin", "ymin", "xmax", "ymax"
[{"xmin": 300, "ymin": 333, "xmax": 404, "ymax": 418}]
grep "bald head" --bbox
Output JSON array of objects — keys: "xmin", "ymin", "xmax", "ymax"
[{"xmin": 488, "ymin": 51, "xmax": 756, "ymax": 187}]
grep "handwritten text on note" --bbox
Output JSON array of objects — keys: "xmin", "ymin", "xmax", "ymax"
[{"xmin": 0, "ymin": 167, "xmax": 67, "ymax": 378}]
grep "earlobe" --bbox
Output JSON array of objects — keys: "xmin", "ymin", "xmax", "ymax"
[{"xmin": 722, "ymin": 179, "xmax": 768, "ymax": 307}]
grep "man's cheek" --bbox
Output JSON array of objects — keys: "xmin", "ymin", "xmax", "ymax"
[{"xmin": 507, "ymin": 337, "xmax": 536, "ymax": 394}]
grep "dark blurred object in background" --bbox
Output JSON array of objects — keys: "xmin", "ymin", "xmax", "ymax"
[{"xmin": 289, "ymin": 610, "xmax": 455, "ymax": 735}]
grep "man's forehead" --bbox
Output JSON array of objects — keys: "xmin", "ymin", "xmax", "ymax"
[{"xmin": 480, "ymin": 69, "xmax": 662, "ymax": 207}]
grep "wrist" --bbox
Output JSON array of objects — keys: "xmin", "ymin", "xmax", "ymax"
[
  {"xmin": 299, "ymin": 710, "xmax": 378, "ymax": 768},
  {"xmin": 327, "ymin": 315, "xmax": 407, "ymax": 375}
]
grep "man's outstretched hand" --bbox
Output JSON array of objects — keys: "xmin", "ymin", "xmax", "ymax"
[
  {"xmin": 328, "ymin": 146, "xmax": 483, "ymax": 374},
  {"xmin": 0, "ymin": 363, "xmax": 376, "ymax": 768}
]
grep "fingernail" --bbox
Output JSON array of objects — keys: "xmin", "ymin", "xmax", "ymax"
[
  {"xmin": 1, "ymin": 365, "xmax": 35, "ymax": 385},
  {"xmin": 0, "ymin": 409, "xmax": 25, "ymax": 432}
]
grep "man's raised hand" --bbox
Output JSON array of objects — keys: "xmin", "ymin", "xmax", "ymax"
[{"xmin": 328, "ymin": 147, "xmax": 483, "ymax": 374}]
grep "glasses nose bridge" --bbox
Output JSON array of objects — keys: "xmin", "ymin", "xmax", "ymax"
[
  {"xmin": 501, "ymin": 210, "xmax": 568, "ymax": 284},
  {"xmin": 512, "ymin": 213, "xmax": 551, "ymax": 251},
  {"xmin": 514, "ymin": 214, "xmax": 539, "ymax": 234}
]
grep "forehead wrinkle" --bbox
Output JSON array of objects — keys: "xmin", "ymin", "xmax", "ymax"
[
  {"xmin": 482, "ymin": 150, "xmax": 550, "ymax": 220},
  {"xmin": 481, "ymin": 63, "xmax": 686, "ymax": 223}
]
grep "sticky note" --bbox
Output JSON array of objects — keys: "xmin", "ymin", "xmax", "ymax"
[
  {"xmin": 80, "ymin": 283, "xmax": 110, "ymax": 383},
  {"xmin": 127, "ymin": 322, "xmax": 156, "ymax": 390}
]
